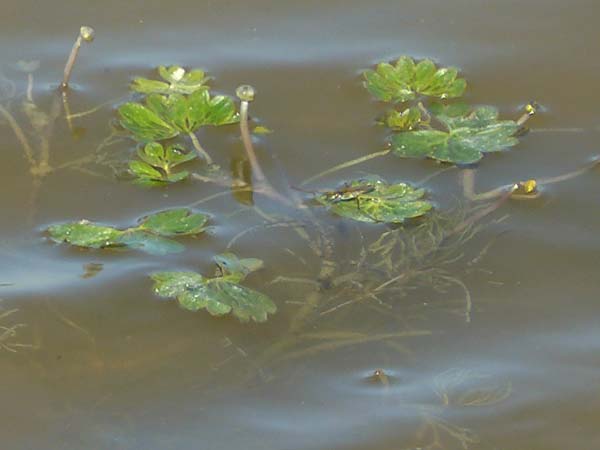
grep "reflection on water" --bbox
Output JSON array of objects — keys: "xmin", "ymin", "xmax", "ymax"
[{"xmin": 1, "ymin": 1, "xmax": 600, "ymax": 449}]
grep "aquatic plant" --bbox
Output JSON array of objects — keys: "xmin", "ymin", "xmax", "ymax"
[
  {"xmin": 152, "ymin": 253, "xmax": 276, "ymax": 322},
  {"xmin": 118, "ymin": 66, "xmax": 238, "ymax": 165},
  {"xmin": 313, "ymin": 177, "xmax": 432, "ymax": 223},
  {"xmin": 131, "ymin": 66, "xmax": 209, "ymax": 95},
  {"xmin": 129, "ymin": 141, "xmax": 197, "ymax": 185},
  {"xmin": 48, "ymin": 208, "xmax": 208, "ymax": 255}
]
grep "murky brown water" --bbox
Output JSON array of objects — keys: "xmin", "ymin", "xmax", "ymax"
[{"xmin": 1, "ymin": 1, "xmax": 600, "ymax": 449}]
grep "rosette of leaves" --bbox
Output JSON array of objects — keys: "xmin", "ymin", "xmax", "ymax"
[
  {"xmin": 391, "ymin": 104, "xmax": 520, "ymax": 165},
  {"xmin": 363, "ymin": 56, "xmax": 467, "ymax": 103},
  {"xmin": 48, "ymin": 208, "xmax": 208, "ymax": 255},
  {"xmin": 151, "ymin": 253, "xmax": 276, "ymax": 323},
  {"xmin": 118, "ymin": 90, "xmax": 238, "ymax": 143},
  {"xmin": 131, "ymin": 65, "xmax": 209, "ymax": 95},
  {"xmin": 129, "ymin": 142, "xmax": 197, "ymax": 186},
  {"xmin": 379, "ymin": 106, "xmax": 422, "ymax": 131},
  {"xmin": 314, "ymin": 178, "xmax": 432, "ymax": 223}
]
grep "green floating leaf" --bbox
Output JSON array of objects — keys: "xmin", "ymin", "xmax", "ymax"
[
  {"xmin": 129, "ymin": 142, "xmax": 196, "ymax": 186},
  {"xmin": 315, "ymin": 178, "xmax": 432, "ymax": 224},
  {"xmin": 116, "ymin": 230, "xmax": 185, "ymax": 255},
  {"xmin": 151, "ymin": 254, "xmax": 275, "ymax": 322},
  {"xmin": 118, "ymin": 102, "xmax": 179, "ymax": 142},
  {"xmin": 391, "ymin": 106, "xmax": 520, "ymax": 164},
  {"xmin": 138, "ymin": 208, "xmax": 209, "ymax": 237},
  {"xmin": 131, "ymin": 66, "xmax": 210, "ymax": 95},
  {"xmin": 48, "ymin": 221, "xmax": 123, "ymax": 249},
  {"xmin": 364, "ymin": 56, "xmax": 467, "ymax": 103},
  {"xmin": 47, "ymin": 209, "xmax": 207, "ymax": 255},
  {"xmin": 214, "ymin": 252, "xmax": 264, "ymax": 282},
  {"xmin": 118, "ymin": 91, "xmax": 238, "ymax": 142}
]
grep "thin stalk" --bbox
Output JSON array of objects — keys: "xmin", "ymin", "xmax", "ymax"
[
  {"xmin": 236, "ymin": 85, "xmax": 267, "ymax": 184},
  {"xmin": 0, "ymin": 104, "xmax": 35, "ymax": 165},
  {"xmin": 60, "ymin": 26, "xmax": 95, "ymax": 90},
  {"xmin": 26, "ymin": 74, "xmax": 34, "ymax": 102},
  {"xmin": 300, "ymin": 149, "xmax": 391, "ymax": 186},
  {"xmin": 188, "ymin": 132, "xmax": 213, "ymax": 164}
]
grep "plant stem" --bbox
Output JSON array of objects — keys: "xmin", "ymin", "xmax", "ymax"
[
  {"xmin": 188, "ymin": 132, "xmax": 213, "ymax": 165},
  {"xmin": 300, "ymin": 149, "xmax": 391, "ymax": 186},
  {"xmin": 26, "ymin": 74, "xmax": 34, "ymax": 102},
  {"xmin": 61, "ymin": 26, "xmax": 94, "ymax": 90},
  {"xmin": 0, "ymin": 104, "xmax": 35, "ymax": 166},
  {"xmin": 61, "ymin": 35, "xmax": 83, "ymax": 89},
  {"xmin": 237, "ymin": 90, "xmax": 267, "ymax": 184}
]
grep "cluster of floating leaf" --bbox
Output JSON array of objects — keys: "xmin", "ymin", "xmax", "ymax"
[
  {"xmin": 47, "ymin": 57, "xmax": 532, "ymax": 322},
  {"xmin": 364, "ymin": 56, "xmax": 522, "ymax": 164}
]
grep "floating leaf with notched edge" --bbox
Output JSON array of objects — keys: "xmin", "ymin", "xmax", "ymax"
[
  {"xmin": 47, "ymin": 209, "xmax": 208, "ymax": 255},
  {"xmin": 364, "ymin": 56, "xmax": 467, "ymax": 103},
  {"xmin": 118, "ymin": 91, "xmax": 238, "ymax": 142},
  {"xmin": 137, "ymin": 208, "xmax": 208, "ymax": 236},
  {"xmin": 129, "ymin": 142, "xmax": 196, "ymax": 186},
  {"xmin": 213, "ymin": 252, "xmax": 264, "ymax": 281},
  {"xmin": 48, "ymin": 221, "xmax": 123, "ymax": 249},
  {"xmin": 151, "ymin": 254, "xmax": 276, "ymax": 322},
  {"xmin": 131, "ymin": 66, "xmax": 210, "ymax": 95},
  {"xmin": 391, "ymin": 106, "xmax": 520, "ymax": 165},
  {"xmin": 118, "ymin": 102, "xmax": 179, "ymax": 142},
  {"xmin": 315, "ymin": 178, "xmax": 432, "ymax": 223}
]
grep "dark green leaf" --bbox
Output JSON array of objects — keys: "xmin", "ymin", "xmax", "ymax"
[
  {"xmin": 165, "ymin": 144, "xmax": 196, "ymax": 166},
  {"xmin": 151, "ymin": 267, "xmax": 276, "ymax": 322},
  {"xmin": 138, "ymin": 208, "xmax": 209, "ymax": 237},
  {"xmin": 315, "ymin": 178, "xmax": 432, "ymax": 223},
  {"xmin": 364, "ymin": 56, "xmax": 467, "ymax": 103},
  {"xmin": 186, "ymin": 90, "xmax": 239, "ymax": 129},
  {"xmin": 118, "ymin": 102, "xmax": 179, "ymax": 142},
  {"xmin": 391, "ymin": 106, "xmax": 520, "ymax": 164},
  {"xmin": 129, "ymin": 160, "xmax": 164, "ymax": 180},
  {"xmin": 137, "ymin": 142, "xmax": 167, "ymax": 167}
]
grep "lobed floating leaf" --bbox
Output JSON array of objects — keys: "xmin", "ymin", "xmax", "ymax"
[
  {"xmin": 364, "ymin": 56, "xmax": 467, "ymax": 103},
  {"xmin": 118, "ymin": 91, "xmax": 238, "ymax": 142},
  {"xmin": 213, "ymin": 252, "xmax": 264, "ymax": 281},
  {"xmin": 131, "ymin": 66, "xmax": 210, "ymax": 95},
  {"xmin": 48, "ymin": 222, "xmax": 122, "ymax": 249},
  {"xmin": 391, "ymin": 106, "xmax": 520, "ymax": 165},
  {"xmin": 118, "ymin": 102, "xmax": 179, "ymax": 142},
  {"xmin": 151, "ymin": 253, "xmax": 275, "ymax": 322},
  {"xmin": 129, "ymin": 142, "xmax": 196, "ymax": 186},
  {"xmin": 315, "ymin": 178, "xmax": 432, "ymax": 223},
  {"xmin": 138, "ymin": 208, "xmax": 209, "ymax": 236},
  {"xmin": 47, "ymin": 209, "xmax": 208, "ymax": 255}
]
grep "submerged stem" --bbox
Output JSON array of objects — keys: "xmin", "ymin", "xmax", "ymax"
[
  {"xmin": 300, "ymin": 149, "xmax": 391, "ymax": 186},
  {"xmin": 188, "ymin": 132, "xmax": 213, "ymax": 165},
  {"xmin": 0, "ymin": 104, "xmax": 35, "ymax": 166},
  {"xmin": 236, "ymin": 85, "xmax": 267, "ymax": 184},
  {"xmin": 61, "ymin": 26, "xmax": 95, "ymax": 90}
]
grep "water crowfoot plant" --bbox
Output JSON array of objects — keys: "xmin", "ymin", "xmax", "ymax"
[
  {"xmin": 151, "ymin": 253, "xmax": 276, "ymax": 322},
  {"xmin": 48, "ymin": 208, "xmax": 209, "ymax": 255},
  {"xmin": 118, "ymin": 67, "xmax": 238, "ymax": 166}
]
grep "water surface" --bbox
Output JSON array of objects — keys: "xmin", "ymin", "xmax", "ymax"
[{"xmin": 1, "ymin": 1, "xmax": 599, "ymax": 449}]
